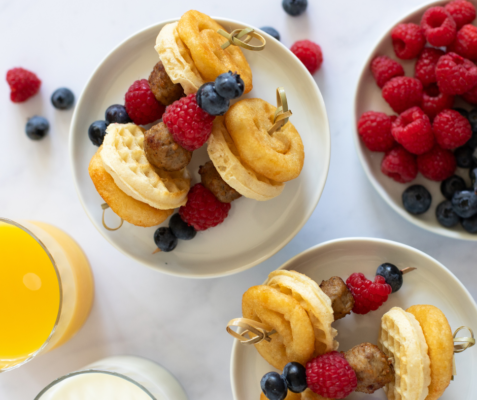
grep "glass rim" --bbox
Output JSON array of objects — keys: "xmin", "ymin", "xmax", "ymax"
[
  {"xmin": 34, "ymin": 369, "xmax": 156, "ymax": 399},
  {"xmin": 0, "ymin": 218, "xmax": 63, "ymax": 373}
]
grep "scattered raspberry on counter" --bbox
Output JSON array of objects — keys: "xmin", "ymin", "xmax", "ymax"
[
  {"xmin": 290, "ymin": 40, "xmax": 323, "ymax": 74},
  {"xmin": 6, "ymin": 67, "xmax": 41, "ymax": 103},
  {"xmin": 391, "ymin": 23, "xmax": 425, "ymax": 60}
]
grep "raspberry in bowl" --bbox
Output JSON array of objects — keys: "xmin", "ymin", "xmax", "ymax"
[{"xmin": 354, "ymin": 0, "xmax": 477, "ymax": 240}]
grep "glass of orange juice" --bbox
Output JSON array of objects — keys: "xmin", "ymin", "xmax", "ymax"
[{"xmin": 0, "ymin": 218, "xmax": 94, "ymax": 372}]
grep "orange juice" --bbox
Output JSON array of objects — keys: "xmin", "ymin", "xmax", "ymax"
[
  {"xmin": 0, "ymin": 219, "xmax": 94, "ymax": 371},
  {"xmin": 0, "ymin": 221, "xmax": 60, "ymax": 363}
]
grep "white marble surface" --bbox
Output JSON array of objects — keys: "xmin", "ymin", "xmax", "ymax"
[{"xmin": 1, "ymin": 0, "xmax": 475, "ymax": 398}]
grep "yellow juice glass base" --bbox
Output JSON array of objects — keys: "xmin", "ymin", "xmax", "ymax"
[{"xmin": 0, "ymin": 219, "xmax": 94, "ymax": 372}]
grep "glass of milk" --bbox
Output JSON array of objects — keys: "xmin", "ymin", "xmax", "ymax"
[{"xmin": 34, "ymin": 356, "xmax": 188, "ymax": 400}]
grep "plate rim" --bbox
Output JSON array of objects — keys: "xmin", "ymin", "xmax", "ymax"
[
  {"xmin": 69, "ymin": 17, "xmax": 331, "ymax": 278},
  {"xmin": 229, "ymin": 236, "xmax": 477, "ymax": 399},
  {"xmin": 352, "ymin": 0, "xmax": 477, "ymax": 241}
]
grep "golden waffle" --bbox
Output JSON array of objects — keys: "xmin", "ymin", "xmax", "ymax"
[
  {"xmin": 378, "ymin": 307, "xmax": 431, "ymax": 400},
  {"xmin": 155, "ymin": 22, "xmax": 205, "ymax": 95},
  {"xmin": 207, "ymin": 117, "xmax": 284, "ymax": 201},
  {"xmin": 101, "ymin": 123, "xmax": 190, "ymax": 210},
  {"xmin": 265, "ymin": 270, "xmax": 338, "ymax": 357}
]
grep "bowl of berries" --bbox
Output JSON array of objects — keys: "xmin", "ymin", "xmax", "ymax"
[
  {"xmin": 354, "ymin": 0, "xmax": 477, "ymax": 240},
  {"xmin": 70, "ymin": 11, "xmax": 330, "ymax": 278},
  {"xmin": 229, "ymin": 237, "xmax": 477, "ymax": 400}
]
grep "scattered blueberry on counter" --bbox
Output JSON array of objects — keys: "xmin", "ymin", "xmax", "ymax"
[
  {"xmin": 282, "ymin": 0, "xmax": 308, "ymax": 16},
  {"xmin": 51, "ymin": 88, "xmax": 75, "ymax": 110},
  {"xmin": 25, "ymin": 116, "xmax": 49, "ymax": 140},
  {"xmin": 88, "ymin": 120, "xmax": 108, "ymax": 146}
]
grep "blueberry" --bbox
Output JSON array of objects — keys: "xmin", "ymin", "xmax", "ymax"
[
  {"xmin": 260, "ymin": 372, "xmax": 288, "ymax": 400},
  {"xmin": 402, "ymin": 185, "xmax": 432, "ymax": 215},
  {"xmin": 452, "ymin": 190, "xmax": 477, "ymax": 218},
  {"xmin": 196, "ymin": 82, "xmax": 229, "ymax": 116},
  {"xmin": 440, "ymin": 175, "xmax": 467, "ymax": 200},
  {"xmin": 467, "ymin": 131, "xmax": 477, "ymax": 149},
  {"xmin": 214, "ymin": 72, "xmax": 244, "ymax": 100},
  {"xmin": 153, "ymin": 227, "xmax": 178, "ymax": 252},
  {"xmin": 105, "ymin": 104, "xmax": 132, "ymax": 125},
  {"xmin": 282, "ymin": 0, "xmax": 308, "ymax": 16},
  {"xmin": 470, "ymin": 166, "xmax": 477, "ymax": 188},
  {"xmin": 455, "ymin": 145, "xmax": 474, "ymax": 168},
  {"xmin": 282, "ymin": 362, "xmax": 307, "ymax": 393},
  {"xmin": 51, "ymin": 88, "xmax": 75, "ymax": 110},
  {"xmin": 453, "ymin": 107, "xmax": 469, "ymax": 119},
  {"xmin": 436, "ymin": 200, "xmax": 460, "ymax": 227},
  {"xmin": 469, "ymin": 108, "xmax": 477, "ymax": 131},
  {"xmin": 88, "ymin": 120, "xmax": 108, "ymax": 146},
  {"xmin": 376, "ymin": 263, "xmax": 403, "ymax": 293},
  {"xmin": 260, "ymin": 26, "xmax": 280, "ymax": 41},
  {"xmin": 462, "ymin": 213, "xmax": 477, "ymax": 233},
  {"xmin": 25, "ymin": 116, "xmax": 49, "ymax": 140},
  {"xmin": 169, "ymin": 213, "xmax": 196, "ymax": 240}
]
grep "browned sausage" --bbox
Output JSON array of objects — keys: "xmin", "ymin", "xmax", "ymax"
[
  {"xmin": 344, "ymin": 343, "xmax": 394, "ymax": 394},
  {"xmin": 144, "ymin": 122, "xmax": 191, "ymax": 171},
  {"xmin": 320, "ymin": 276, "xmax": 355, "ymax": 320},
  {"xmin": 148, "ymin": 61, "xmax": 184, "ymax": 106},
  {"xmin": 199, "ymin": 161, "xmax": 241, "ymax": 203}
]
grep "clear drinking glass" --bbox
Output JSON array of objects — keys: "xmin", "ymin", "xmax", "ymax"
[
  {"xmin": 0, "ymin": 218, "xmax": 94, "ymax": 372},
  {"xmin": 34, "ymin": 356, "xmax": 188, "ymax": 400}
]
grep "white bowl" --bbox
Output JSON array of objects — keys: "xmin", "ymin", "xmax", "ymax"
[
  {"xmin": 230, "ymin": 237, "xmax": 477, "ymax": 400},
  {"xmin": 70, "ymin": 18, "xmax": 330, "ymax": 278},
  {"xmin": 353, "ymin": 0, "xmax": 477, "ymax": 241}
]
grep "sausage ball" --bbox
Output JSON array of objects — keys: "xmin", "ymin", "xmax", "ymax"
[
  {"xmin": 344, "ymin": 342, "xmax": 395, "ymax": 394},
  {"xmin": 144, "ymin": 122, "xmax": 191, "ymax": 171},
  {"xmin": 148, "ymin": 60, "xmax": 185, "ymax": 106},
  {"xmin": 320, "ymin": 276, "xmax": 355, "ymax": 320},
  {"xmin": 199, "ymin": 161, "xmax": 241, "ymax": 203}
]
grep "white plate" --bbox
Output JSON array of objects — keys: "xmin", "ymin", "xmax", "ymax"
[
  {"xmin": 230, "ymin": 237, "xmax": 477, "ymax": 400},
  {"xmin": 353, "ymin": 0, "xmax": 477, "ymax": 241},
  {"xmin": 70, "ymin": 18, "xmax": 330, "ymax": 278}
]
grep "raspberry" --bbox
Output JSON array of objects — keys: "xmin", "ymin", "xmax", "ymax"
[
  {"xmin": 421, "ymin": 84, "xmax": 455, "ymax": 120},
  {"xmin": 124, "ymin": 79, "xmax": 165, "ymax": 125},
  {"xmin": 382, "ymin": 76, "xmax": 423, "ymax": 113},
  {"xmin": 346, "ymin": 273, "xmax": 392, "ymax": 315},
  {"xmin": 414, "ymin": 48, "xmax": 445, "ymax": 87},
  {"xmin": 391, "ymin": 23, "xmax": 425, "ymax": 60},
  {"xmin": 290, "ymin": 40, "xmax": 323, "ymax": 74},
  {"xmin": 445, "ymin": 0, "xmax": 476, "ymax": 30},
  {"xmin": 179, "ymin": 184, "xmax": 231, "ymax": 231},
  {"xmin": 370, "ymin": 56, "xmax": 404, "ymax": 88},
  {"xmin": 391, "ymin": 106, "xmax": 434, "ymax": 155},
  {"xmin": 421, "ymin": 6, "xmax": 457, "ymax": 47},
  {"xmin": 357, "ymin": 111, "xmax": 395, "ymax": 152},
  {"xmin": 432, "ymin": 109, "xmax": 472, "ymax": 149},
  {"xmin": 462, "ymin": 83, "xmax": 477, "ymax": 103},
  {"xmin": 449, "ymin": 24, "xmax": 477, "ymax": 60},
  {"xmin": 6, "ymin": 68, "xmax": 41, "ymax": 103},
  {"xmin": 417, "ymin": 145, "xmax": 456, "ymax": 181},
  {"xmin": 436, "ymin": 52, "xmax": 477, "ymax": 95},
  {"xmin": 381, "ymin": 145, "xmax": 418, "ymax": 183},
  {"xmin": 162, "ymin": 94, "xmax": 215, "ymax": 151},
  {"xmin": 306, "ymin": 352, "xmax": 357, "ymax": 399}
]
